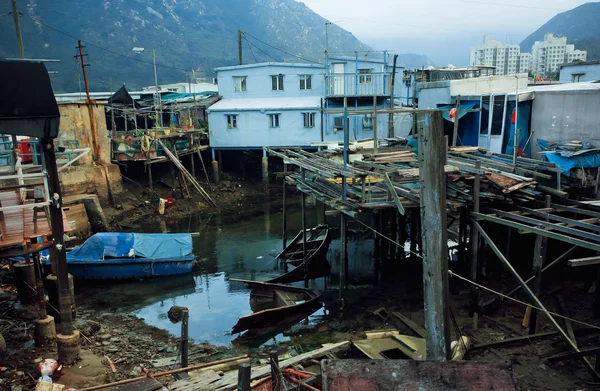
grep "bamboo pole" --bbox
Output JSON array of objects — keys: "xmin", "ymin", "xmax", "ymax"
[{"xmin": 77, "ymin": 355, "xmax": 249, "ymax": 391}]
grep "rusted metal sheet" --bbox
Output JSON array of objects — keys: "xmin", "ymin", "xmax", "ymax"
[
  {"xmin": 321, "ymin": 360, "xmax": 518, "ymax": 391},
  {"xmin": 486, "ymin": 173, "xmax": 518, "ymax": 189}
]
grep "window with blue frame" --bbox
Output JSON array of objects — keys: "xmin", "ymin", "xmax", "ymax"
[{"xmin": 269, "ymin": 114, "xmax": 280, "ymax": 128}]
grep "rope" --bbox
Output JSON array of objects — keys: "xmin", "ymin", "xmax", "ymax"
[
  {"xmin": 141, "ymin": 135, "xmax": 152, "ymax": 153},
  {"xmin": 353, "ymin": 217, "xmax": 423, "ymax": 259},
  {"xmin": 449, "ymin": 270, "xmax": 600, "ymax": 331}
]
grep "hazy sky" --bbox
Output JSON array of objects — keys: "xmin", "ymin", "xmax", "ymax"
[{"xmin": 298, "ymin": 0, "xmax": 592, "ymax": 66}]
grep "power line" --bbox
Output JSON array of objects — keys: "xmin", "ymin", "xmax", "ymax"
[
  {"xmin": 243, "ymin": 36, "xmax": 280, "ymax": 62},
  {"xmin": 243, "ymin": 31, "xmax": 322, "ymax": 64},
  {"xmin": 243, "ymin": 36, "xmax": 258, "ymax": 63}
]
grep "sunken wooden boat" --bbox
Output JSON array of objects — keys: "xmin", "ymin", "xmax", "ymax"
[
  {"xmin": 229, "ymin": 279, "xmax": 322, "ymax": 334},
  {"xmin": 275, "ymin": 225, "xmax": 331, "ymax": 266},
  {"xmin": 268, "ymin": 225, "xmax": 331, "ymax": 284}
]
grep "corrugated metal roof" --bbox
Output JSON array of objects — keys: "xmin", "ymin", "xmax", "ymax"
[
  {"xmin": 527, "ymin": 81, "xmax": 600, "ymax": 92},
  {"xmin": 207, "ymin": 96, "xmax": 321, "ymax": 111}
]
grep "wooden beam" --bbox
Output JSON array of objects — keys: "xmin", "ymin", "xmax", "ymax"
[
  {"xmin": 472, "ymin": 212, "xmax": 600, "ymax": 252},
  {"xmin": 472, "ymin": 220, "xmax": 600, "ymax": 381},
  {"xmin": 569, "ymin": 256, "xmax": 600, "ymax": 267},
  {"xmin": 384, "ymin": 173, "xmax": 405, "ymax": 216},
  {"xmin": 418, "ymin": 110, "xmax": 451, "ymax": 360}
]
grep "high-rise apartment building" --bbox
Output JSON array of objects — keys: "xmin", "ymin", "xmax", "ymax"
[
  {"xmin": 470, "ymin": 36, "xmax": 529, "ymax": 75},
  {"xmin": 530, "ymin": 33, "xmax": 587, "ymax": 76}
]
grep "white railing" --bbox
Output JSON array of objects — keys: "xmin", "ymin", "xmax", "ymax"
[{"xmin": 325, "ymin": 73, "xmax": 391, "ymax": 97}]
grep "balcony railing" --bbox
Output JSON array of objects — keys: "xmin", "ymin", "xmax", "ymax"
[{"xmin": 325, "ymin": 73, "xmax": 391, "ymax": 97}]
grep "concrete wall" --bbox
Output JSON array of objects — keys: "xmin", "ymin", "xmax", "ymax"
[
  {"xmin": 58, "ymin": 103, "xmax": 111, "ymax": 163},
  {"xmin": 449, "ymin": 74, "xmax": 528, "ymax": 96},
  {"xmin": 417, "ymin": 85, "xmax": 452, "ymax": 109},
  {"xmin": 530, "ymin": 90, "xmax": 600, "ymax": 157},
  {"xmin": 209, "ymin": 108, "xmax": 322, "ymax": 148},
  {"xmin": 217, "ymin": 63, "xmax": 325, "ymax": 99},
  {"xmin": 559, "ymin": 64, "xmax": 600, "ymax": 83},
  {"xmin": 57, "ymin": 103, "xmax": 122, "ymax": 204}
]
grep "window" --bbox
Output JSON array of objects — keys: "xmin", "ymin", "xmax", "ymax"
[
  {"xmin": 272, "ymin": 75, "xmax": 284, "ymax": 91},
  {"xmin": 334, "ymin": 117, "xmax": 344, "ymax": 132},
  {"xmin": 226, "ymin": 114, "xmax": 237, "ymax": 128},
  {"xmin": 303, "ymin": 112, "xmax": 315, "ymax": 128},
  {"xmin": 358, "ymin": 68, "xmax": 373, "ymax": 84},
  {"xmin": 269, "ymin": 114, "xmax": 280, "ymax": 128},
  {"xmin": 299, "ymin": 75, "xmax": 312, "ymax": 90},
  {"xmin": 362, "ymin": 114, "xmax": 373, "ymax": 129},
  {"xmin": 572, "ymin": 73, "xmax": 584, "ymax": 82},
  {"xmin": 233, "ymin": 76, "xmax": 247, "ymax": 92}
]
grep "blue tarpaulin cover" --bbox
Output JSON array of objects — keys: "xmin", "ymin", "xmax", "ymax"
[
  {"xmin": 543, "ymin": 151, "xmax": 600, "ymax": 177},
  {"xmin": 438, "ymin": 103, "xmax": 477, "ymax": 121},
  {"xmin": 67, "ymin": 233, "xmax": 192, "ymax": 261}
]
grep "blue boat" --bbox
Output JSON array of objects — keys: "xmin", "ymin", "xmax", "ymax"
[{"xmin": 44, "ymin": 232, "xmax": 195, "ymax": 279}]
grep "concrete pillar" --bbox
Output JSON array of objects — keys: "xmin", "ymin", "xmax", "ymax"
[
  {"xmin": 14, "ymin": 263, "xmax": 36, "ymax": 305},
  {"xmin": 35, "ymin": 315, "xmax": 57, "ymax": 346},
  {"xmin": 57, "ymin": 330, "xmax": 80, "ymax": 365},
  {"xmin": 211, "ymin": 148, "xmax": 220, "ymax": 183},
  {"xmin": 262, "ymin": 157, "xmax": 269, "ymax": 184},
  {"xmin": 45, "ymin": 274, "xmax": 76, "ymax": 321}
]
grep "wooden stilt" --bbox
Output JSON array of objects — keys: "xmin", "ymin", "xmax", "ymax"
[
  {"xmin": 398, "ymin": 213, "xmax": 406, "ymax": 259},
  {"xmin": 529, "ymin": 195, "xmax": 550, "ymax": 334},
  {"xmin": 417, "ymin": 111, "xmax": 451, "ymax": 360},
  {"xmin": 470, "ymin": 161, "xmax": 482, "ymax": 329},
  {"xmin": 340, "ymin": 213, "xmax": 347, "ymax": 301}
]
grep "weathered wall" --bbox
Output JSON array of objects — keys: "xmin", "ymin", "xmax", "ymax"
[
  {"xmin": 530, "ymin": 90, "xmax": 600, "ymax": 156},
  {"xmin": 57, "ymin": 103, "xmax": 122, "ymax": 204},
  {"xmin": 58, "ymin": 103, "xmax": 111, "ymax": 163}
]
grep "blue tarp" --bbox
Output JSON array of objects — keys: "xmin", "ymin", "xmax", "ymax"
[
  {"xmin": 67, "ymin": 233, "xmax": 192, "ymax": 261},
  {"xmin": 438, "ymin": 104, "xmax": 477, "ymax": 121},
  {"xmin": 543, "ymin": 151, "xmax": 600, "ymax": 177}
]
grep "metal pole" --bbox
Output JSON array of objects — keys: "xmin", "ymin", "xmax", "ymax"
[
  {"xmin": 342, "ymin": 97, "xmax": 349, "ymax": 200},
  {"xmin": 301, "ymin": 169, "xmax": 308, "ymax": 287},
  {"xmin": 452, "ymin": 95, "xmax": 461, "ymax": 147},
  {"xmin": 153, "ymin": 49, "xmax": 162, "ymax": 128},
  {"xmin": 77, "ymin": 40, "xmax": 100, "ymax": 162},
  {"xmin": 513, "ymin": 75, "xmax": 519, "ymax": 166},
  {"xmin": 10, "ymin": 0, "xmax": 23, "ymax": 169},
  {"xmin": 181, "ymin": 309, "xmax": 189, "ymax": 368},
  {"xmin": 388, "ymin": 54, "xmax": 398, "ymax": 138},
  {"xmin": 282, "ymin": 163, "xmax": 287, "ymax": 249},
  {"xmin": 238, "ymin": 30, "xmax": 243, "ymax": 65}
]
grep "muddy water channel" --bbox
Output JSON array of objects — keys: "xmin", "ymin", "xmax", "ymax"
[{"xmin": 75, "ymin": 192, "xmax": 380, "ymax": 349}]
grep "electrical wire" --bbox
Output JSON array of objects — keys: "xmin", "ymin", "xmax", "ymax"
[
  {"xmin": 449, "ymin": 270, "xmax": 600, "ymax": 331},
  {"xmin": 243, "ymin": 36, "xmax": 258, "ymax": 63},
  {"xmin": 243, "ymin": 31, "xmax": 322, "ymax": 64},
  {"xmin": 243, "ymin": 36, "xmax": 280, "ymax": 62}
]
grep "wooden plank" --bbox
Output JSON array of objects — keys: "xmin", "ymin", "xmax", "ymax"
[
  {"xmin": 473, "ymin": 220, "xmax": 600, "ymax": 381},
  {"xmin": 207, "ymin": 341, "xmax": 351, "ymax": 390},
  {"xmin": 169, "ymin": 370, "xmax": 221, "ymax": 391},
  {"xmin": 418, "ymin": 110, "xmax": 450, "ymax": 360},
  {"xmin": 546, "ymin": 347, "xmax": 600, "ymax": 363},
  {"xmin": 384, "ymin": 173, "xmax": 405, "ymax": 216},
  {"xmin": 472, "ymin": 212, "xmax": 600, "ymax": 253},
  {"xmin": 569, "ymin": 256, "xmax": 600, "ymax": 267},
  {"xmin": 391, "ymin": 311, "xmax": 426, "ymax": 338}
]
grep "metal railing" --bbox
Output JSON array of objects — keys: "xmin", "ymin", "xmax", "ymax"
[
  {"xmin": 0, "ymin": 138, "xmax": 81, "ymax": 168},
  {"xmin": 325, "ymin": 73, "xmax": 391, "ymax": 97}
]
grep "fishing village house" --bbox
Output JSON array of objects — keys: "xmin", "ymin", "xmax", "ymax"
[{"xmin": 207, "ymin": 54, "xmax": 409, "ymax": 182}]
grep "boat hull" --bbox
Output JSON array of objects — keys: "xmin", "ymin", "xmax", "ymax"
[{"xmin": 44, "ymin": 256, "xmax": 195, "ymax": 279}]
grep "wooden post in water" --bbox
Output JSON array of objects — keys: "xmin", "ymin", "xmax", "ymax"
[
  {"xmin": 417, "ymin": 111, "xmax": 451, "ymax": 360},
  {"xmin": 470, "ymin": 161, "xmax": 481, "ymax": 330},
  {"xmin": 409, "ymin": 210, "xmax": 417, "ymax": 255},
  {"xmin": 237, "ymin": 363, "xmax": 251, "ymax": 391},
  {"xmin": 181, "ymin": 308, "xmax": 189, "ymax": 368},
  {"xmin": 529, "ymin": 195, "xmax": 551, "ymax": 334},
  {"xmin": 270, "ymin": 350, "xmax": 280, "ymax": 391},
  {"xmin": 340, "ymin": 213, "xmax": 347, "ymax": 300},
  {"xmin": 282, "ymin": 163, "xmax": 288, "ymax": 249}
]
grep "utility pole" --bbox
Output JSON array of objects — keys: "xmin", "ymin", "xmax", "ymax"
[
  {"xmin": 75, "ymin": 41, "xmax": 100, "ymax": 162},
  {"xmin": 238, "ymin": 30, "xmax": 243, "ymax": 65},
  {"xmin": 325, "ymin": 22, "xmax": 331, "ymax": 58},
  {"xmin": 388, "ymin": 54, "xmax": 398, "ymax": 138},
  {"xmin": 418, "ymin": 110, "xmax": 451, "ymax": 360},
  {"xmin": 9, "ymin": 0, "xmax": 24, "ymax": 170},
  {"xmin": 10, "ymin": 0, "xmax": 24, "ymax": 58}
]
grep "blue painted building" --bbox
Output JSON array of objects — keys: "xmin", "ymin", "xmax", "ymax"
[
  {"xmin": 559, "ymin": 61, "xmax": 600, "ymax": 84},
  {"xmin": 208, "ymin": 55, "xmax": 408, "ymax": 150}
]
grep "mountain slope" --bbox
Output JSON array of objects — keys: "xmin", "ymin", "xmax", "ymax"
[
  {"xmin": 520, "ymin": 2, "xmax": 600, "ymax": 59},
  {"xmin": 0, "ymin": 0, "xmax": 372, "ymax": 92}
]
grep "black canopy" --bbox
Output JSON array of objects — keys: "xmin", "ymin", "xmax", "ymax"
[
  {"xmin": 108, "ymin": 85, "xmax": 140, "ymax": 108},
  {"xmin": 0, "ymin": 60, "xmax": 60, "ymax": 139}
]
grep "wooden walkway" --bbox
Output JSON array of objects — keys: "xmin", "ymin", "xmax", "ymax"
[{"xmin": 0, "ymin": 191, "xmax": 70, "ymax": 249}]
